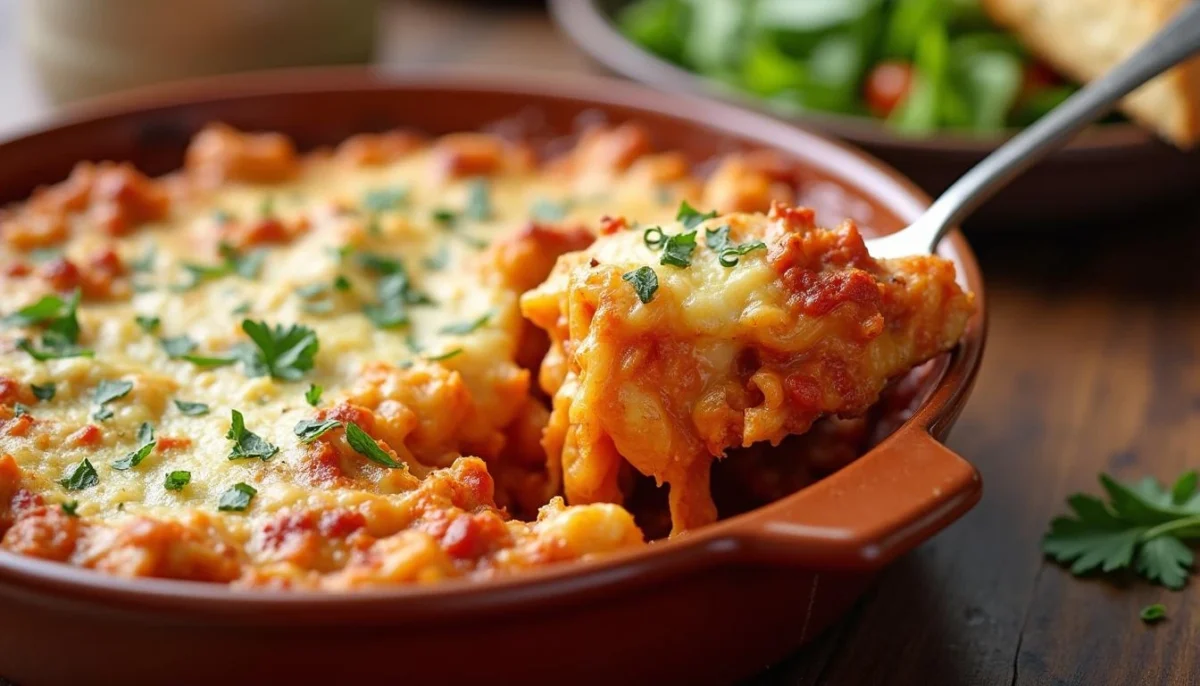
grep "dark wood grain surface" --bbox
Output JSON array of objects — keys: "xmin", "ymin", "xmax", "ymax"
[{"xmin": 2, "ymin": 2, "xmax": 1198, "ymax": 685}]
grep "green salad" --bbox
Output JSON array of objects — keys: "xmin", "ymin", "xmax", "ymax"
[{"xmin": 618, "ymin": 0, "xmax": 1079, "ymax": 134}]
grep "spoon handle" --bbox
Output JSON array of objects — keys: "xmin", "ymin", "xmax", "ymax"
[{"xmin": 906, "ymin": 0, "xmax": 1200, "ymax": 253}]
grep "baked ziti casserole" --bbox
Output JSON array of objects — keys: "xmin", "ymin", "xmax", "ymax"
[{"xmin": 0, "ymin": 123, "xmax": 973, "ymax": 589}]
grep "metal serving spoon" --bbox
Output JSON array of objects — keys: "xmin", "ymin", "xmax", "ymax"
[{"xmin": 866, "ymin": 0, "xmax": 1200, "ymax": 259}]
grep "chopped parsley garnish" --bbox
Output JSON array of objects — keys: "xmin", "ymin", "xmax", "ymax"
[
  {"xmin": 333, "ymin": 275, "xmax": 351, "ymax": 292},
  {"xmin": 404, "ymin": 334, "xmax": 423, "ymax": 354},
  {"xmin": 1044, "ymin": 471, "xmax": 1200, "ymax": 590},
  {"xmin": 174, "ymin": 399, "xmax": 210, "ymax": 416},
  {"xmin": 238, "ymin": 320, "xmax": 319, "ymax": 380},
  {"xmin": 13, "ymin": 403, "xmax": 30, "ymax": 417},
  {"xmin": 426, "ymin": 348, "xmax": 464, "ymax": 362},
  {"xmin": 432, "ymin": 208, "xmax": 458, "ymax": 226},
  {"xmin": 129, "ymin": 246, "xmax": 156, "ymax": 273},
  {"xmin": 6, "ymin": 290, "xmax": 92, "ymax": 360},
  {"xmin": 178, "ymin": 244, "xmax": 266, "ymax": 289},
  {"xmin": 112, "ymin": 422, "xmax": 156, "ymax": 471},
  {"xmin": 31, "ymin": 383, "xmax": 55, "ymax": 401},
  {"xmin": 212, "ymin": 209, "xmax": 234, "ymax": 225},
  {"xmin": 294, "ymin": 418, "xmax": 341, "ymax": 443},
  {"xmin": 231, "ymin": 301, "xmax": 251, "ymax": 315},
  {"xmin": 161, "ymin": 335, "xmax": 198, "ymax": 358},
  {"xmin": 676, "ymin": 200, "xmax": 717, "ymax": 230},
  {"xmin": 164, "ymin": 471, "xmax": 192, "ymax": 492},
  {"xmin": 705, "ymin": 225, "xmax": 765, "ymax": 266},
  {"xmin": 422, "ymin": 244, "xmax": 450, "ymax": 272},
  {"xmin": 660, "ymin": 230, "xmax": 698, "ymax": 268},
  {"xmin": 135, "ymin": 315, "xmax": 161, "ymax": 333},
  {"xmin": 259, "ymin": 196, "xmax": 276, "ymax": 218},
  {"xmin": 305, "ymin": 384, "xmax": 322, "ymax": 407},
  {"xmin": 362, "ymin": 186, "xmax": 410, "ymax": 212},
  {"xmin": 622, "ymin": 267, "xmax": 659, "ymax": 304},
  {"xmin": 438, "ymin": 311, "xmax": 492, "ymax": 336},
  {"xmin": 357, "ymin": 254, "xmax": 432, "ymax": 330},
  {"xmin": 92, "ymin": 379, "xmax": 133, "ymax": 421},
  {"xmin": 226, "ymin": 410, "xmax": 279, "ymax": 461},
  {"xmin": 59, "ymin": 459, "xmax": 99, "ymax": 491},
  {"xmin": 61, "ymin": 500, "xmax": 79, "ymax": 517},
  {"xmin": 295, "ymin": 283, "xmax": 328, "ymax": 299},
  {"xmin": 1141, "ymin": 604, "xmax": 1167, "ymax": 623},
  {"xmin": 344, "ymin": 422, "xmax": 404, "ymax": 468},
  {"xmin": 464, "ymin": 178, "xmax": 493, "ymax": 222},
  {"xmin": 643, "ymin": 226, "xmax": 666, "ymax": 249},
  {"xmin": 217, "ymin": 482, "xmax": 257, "ymax": 512},
  {"xmin": 530, "ymin": 197, "xmax": 570, "ymax": 222}
]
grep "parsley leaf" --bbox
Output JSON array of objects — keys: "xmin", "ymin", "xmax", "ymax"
[
  {"xmin": 622, "ymin": 266, "xmax": 659, "ymax": 303},
  {"xmin": 217, "ymin": 482, "xmax": 257, "ymax": 512},
  {"xmin": 1044, "ymin": 473, "xmax": 1200, "ymax": 589},
  {"xmin": 31, "ymin": 383, "xmax": 55, "ymax": 401},
  {"xmin": 362, "ymin": 186, "xmax": 410, "ymax": 213},
  {"xmin": 165, "ymin": 471, "xmax": 192, "ymax": 492},
  {"xmin": 294, "ymin": 418, "xmax": 341, "ymax": 443},
  {"xmin": 18, "ymin": 336, "xmax": 94, "ymax": 360},
  {"xmin": 660, "ymin": 230, "xmax": 697, "ymax": 268},
  {"xmin": 61, "ymin": 500, "xmax": 79, "ymax": 517},
  {"xmin": 357, "ymin": 255, "xmax": 432, "ymax": 330},
  {"xmin": 129, "ymin": 246, "xmax": 156, "ymax": 273},
  {"xmin": 12, "ymin": 402, "xmax": 29, "ymax": 417},
  {"xmin": 344, "ymin": 422, "xmax": 404, "ymax": 468},
  {"xmin": 112, "ymin": 422, "xmax": 156, "ymax": 471},
  {"xmin": 422, "ymin": 244, "xmax": 450, "ymax": 272},
  {"xmin": 530, "ymin": 197, "xmax": 570, "ymax": 222},
  {"xmin": 705, "ymin": 225, "xmax": 767, "ymax": 266},
  {"xmin": 238, "ymin": 320, "xmax": 319, "ymax": 380},
  {"xmin": 426, "ymin": 348, "xmax": 463, "ymax": 362},
  {"xmin": 6, "ymin": 290, "xmax": 92, "ymax": 360},
  {"xmin": 676, "ymin": 200, "xmax": 717, "ymax": 230},
  {"xmin": 226, "ymin": 409, "xmax": 279, "ymax": 461},
  {"xmin": 464, "ymin": 178, "xmax": 493, "ymax": 222},
  {"xmin": 59, "ymin": 459, "xmax": 99, "ymax": 491},
  {"xmin": 305, "ymin": 384, "xmax": 322, "ymax": 407},
  {"xmin": 438, "ymin": 311, "xmax": 492, "ymax": 336},
  {"xmin": 174, "ymin": 399, "xmax": 210, "ymax": 416},
  {"xmin": 1141, "ymin": 603, "xmax": 1167, "ymax": 623},
  {"xmin": 135, "ymin": 315, "xmax": 161, "ymax": 333},
  {"xmin": 161, "ymin": 335, "xmax": 198, "ymax": 358},
  {"xmin": 94, "ymin": 381, "xmax": 133, "ymax": 403}
]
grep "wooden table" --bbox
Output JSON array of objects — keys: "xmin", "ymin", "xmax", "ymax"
[{"xmin": 2, "ymin": 2, "xmax": 1198, "ymax": 684}]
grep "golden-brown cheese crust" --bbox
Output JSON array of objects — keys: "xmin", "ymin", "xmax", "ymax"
[{"xmin": 522, "ymin": 203, "xmax": 974, "ymax": 533}]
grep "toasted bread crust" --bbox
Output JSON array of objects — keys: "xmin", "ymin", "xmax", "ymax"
[{"xmin": 982, "ymin": 0, "xmax": 1200, "ymax": 147}]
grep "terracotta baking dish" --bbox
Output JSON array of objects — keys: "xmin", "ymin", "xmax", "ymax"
[{"xmin": 0, "ymin": 69, "xmax": 986, "ymax": 686}]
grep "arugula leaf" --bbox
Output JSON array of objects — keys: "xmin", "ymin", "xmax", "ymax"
[
  {"xmin": 344, "ymin": 422, "xmax": 404, "ymax": 468},
  {"xmin": 226, "ymin": 409, "xmax": 279, "ymax": 461},
  {"xmin": 622, "ymin": 266, "xmax": 659, "ymax": 304},
  {"xmin": 31, "ymin": 383, "xmax": 55, "ymax": 401},
  {"xmin": 174, "ymin": 399, "xmax": 210, "ymax": 416},
  {"xmin": 239, "ymin": 320, "xmax": 319, "ymax": 381},
  {"xmin": 294, "ymin": 418, "xmax": 341, "ymax": 443},
  {"xmin": 112, "ymin": 422, "xmax": 156, "ymax": 471},
  {"xmin": 1045, "ymin": 473, "xmax": 1200, "ymax": 589},
  {"xmin": 660, "ymin": 230, "xmax": 698, "ymax": 268},
  {"xmin": 59, "ymin": 459, "xmax": 99, "ymax": 491},
  {"xmin": 438, "ymin": 311, "xmax": 492, "ymax": 336},
  {"xmin": 305, "ymin": 384, "xmax": 322, "ymax": 407},
  {"xmin": 675, "ymin": 200, "xmax": 717, "ymax": 230},
  {"xmin": 217, "ymin": 482, "xmax": 257, "ymax": 512},
  {"xmin": 135, "ymin": 315, "xmax": 161, "ymax": 333},
  {"xmin": 165, "ymin": 471, "xmax": 192, "ymax": 492}
]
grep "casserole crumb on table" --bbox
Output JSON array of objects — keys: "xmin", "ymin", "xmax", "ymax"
[{"xmin": 0, "ymin": 122, "xmax": 971, "ymax": 588}]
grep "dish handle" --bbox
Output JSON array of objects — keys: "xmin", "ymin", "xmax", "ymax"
[{"xmin": 734, "ymin": 426, "xmax": 981, "ymax": 570}]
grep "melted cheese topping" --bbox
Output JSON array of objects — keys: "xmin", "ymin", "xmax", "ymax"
[{"xmin": 0, "ymin": 123, "xmax": 971, "ymax": 588}]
